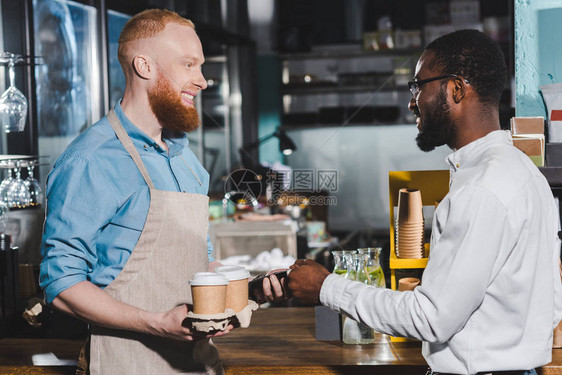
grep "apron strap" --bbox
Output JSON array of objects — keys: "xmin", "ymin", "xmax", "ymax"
[{"xmin": 107, "ymin": 109, "xmax": 155, "ymax": 189}]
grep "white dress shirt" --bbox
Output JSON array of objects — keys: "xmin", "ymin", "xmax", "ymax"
[{"xmin": 320, "ymin": 130, "xmax": 562, "ymax": 374}]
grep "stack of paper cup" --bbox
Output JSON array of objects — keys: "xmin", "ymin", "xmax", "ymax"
[
  {"xmin": 215, "ymin": 265, "xmax": 251, "ymax": 312},
  {"xmin": 395, "ymin": 188, "xmax": 425, "ymax": 258},
  {"xmin": 189, "ymin": 272, "xmax": 229, "ymax": 314}
]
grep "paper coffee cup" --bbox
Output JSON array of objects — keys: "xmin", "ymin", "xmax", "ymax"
[
  {"xmin": 189, "ymin": 272, "xmax": 229, "ymax": 314},
  {"xmin": 397, "ymin": 188, "xmax": 423, "ymax": 223},
  {"xmin": 215, "ymin": 265, "xmax": 251, "ymax": 312},
  {"xmin": 398, "ymin": 277, "xmax": 421, "ymax": 291}
]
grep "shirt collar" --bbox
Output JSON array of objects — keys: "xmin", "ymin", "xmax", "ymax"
[
  {"xmin": 114, "ymin": 100, "xmax": 189, "ymax": 157},
  {"xmin": 446, "ymin": 130, "xmax": 512, "ymax": 172}
]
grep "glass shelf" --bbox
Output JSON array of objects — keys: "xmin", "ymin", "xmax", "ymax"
[
  {"xmin": 281, "ymin": 85, "xmax": 405, "ymax": 95},
  {"xmin": 280, "ymin": 122, "xmax": 413, "ymax": 130},
  {"xmin": 0, "ymin": 52, "xmax": 43, "ymax": 66},
  {"xmin": 0, "ymin": 155, "xmax": 48, "ymax": 169},
  {"xmin": 279, "ymin": 47, "xmax": 423, "ymax": 60},
  {"xmin": 280, "ymin": 46, "xmax": 417, "ymax": 127}
]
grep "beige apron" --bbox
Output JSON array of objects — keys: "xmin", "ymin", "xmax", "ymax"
[{"xmin": 88, "ymin": 109, "xmax": 222, "ymax": 374}]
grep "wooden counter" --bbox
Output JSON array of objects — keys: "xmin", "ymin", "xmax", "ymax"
[
  {"xmin": 214, "ymin": 307, "xmax": 562, "ymax": 375},
  {"xmin": 215, "ymin": 307, "xmax": 426, "ymax": 375},
  {"xmin": 0, "ymin": 307, "xmax": 559, "ymax": 374}
]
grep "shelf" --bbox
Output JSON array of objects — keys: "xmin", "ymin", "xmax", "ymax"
[
  {"xmin": 205, "ymin": 55, "xmax": 227, "ymax": 63},
  {"xmin": 281, "ymin": 85, "xmax": 407, "ymax": 95},
  {"xmin": 389, "ymin": 243, "xmax": 428, "ymax": 344},
  {"xmin": 280, "ymin": 122, "xmax": 412, "ymax": 130},
  {"xmin": 387, "ymin": 170, "xmax": 450, "ymax": 292},
  {"xmin": 0, "ymin": 52, "xmax": 43, "ymax": 66},
  {"xmin": 389, "ymin": 243, "xmax": 430, "ymax": 269},
  {"xmin": 0, "ymin": 155, "xmax": 39, "ymax": 161},
  {"xmin": 279, "ymin": 47, "xmax": 423, "ymax": 60}
]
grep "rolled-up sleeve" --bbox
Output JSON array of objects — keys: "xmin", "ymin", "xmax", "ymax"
[{"xmin": 40, "ymin": 154, "xmax": 119, "ymax": 303}]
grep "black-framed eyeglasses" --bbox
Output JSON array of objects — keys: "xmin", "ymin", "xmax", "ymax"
[{"xmin": 408, "ymin": 74, "xmax": 469, "ymax": 98}]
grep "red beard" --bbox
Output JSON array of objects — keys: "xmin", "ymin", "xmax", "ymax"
[{"xmin": 148, "ymin": 74, "xmax": 200, "ymax": 134}]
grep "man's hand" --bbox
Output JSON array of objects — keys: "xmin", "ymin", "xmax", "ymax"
[
  {"xmin": 252, "ymin": 269, "xmax": 290, "ymax": 303},
  {"xmin": 52, "ymin": 281, "xmax": 233, "ymax": 342},
  {"xmin": 288, "ymin": 259, "xmax": 331, "ymax": 304},
  {"xmin": 148, "ymin": 304, "xmax": 234, "ymax": 341},
  {"xmin": 263, "ymin": 269, "xmax": 290, "ymax": 302}
]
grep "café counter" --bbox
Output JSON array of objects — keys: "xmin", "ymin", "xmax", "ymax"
[{"xmin": 0, "ymin": 307, "xmax": 560, "ymax": 374}]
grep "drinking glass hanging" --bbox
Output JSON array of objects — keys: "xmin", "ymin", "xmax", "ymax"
[
  {"xmin": 7, "ymin": 161, "xmax": 31, "ymax": 208},
  {"xmin": 0, "ymin": 53, "xmax": 28, "ymax": 133},
  {"xmin": 0, "ymin": 164, "xmax": 14, "ymax": 204},
  {"xmin": 24, "ymin": 162, "xmax": 43, "ymax": 207},
  {"xmin": 0, "ymin": 163, "xmax": 8, "ymax": 231}
]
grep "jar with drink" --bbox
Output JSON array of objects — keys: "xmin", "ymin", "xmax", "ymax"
[{"xmin": 331, "ymin": 248, "xmax": 386, "ymax": 344}]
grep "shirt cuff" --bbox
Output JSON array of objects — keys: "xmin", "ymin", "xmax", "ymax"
[
  {"xmin": 43, "ymin": 274, "xmax": 88, "ymax": 304},
  {"xmin": 320, "ymin": 274, "xmax": 349, "ymax": 311}
]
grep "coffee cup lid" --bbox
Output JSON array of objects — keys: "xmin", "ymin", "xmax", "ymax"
[
  {"xmin": 215, "ymin": 265, "xmax": 251, "ymax": 281},
  {"xmin": 189, "ymin": 272, "xmax": 229, "ymax": 286}
]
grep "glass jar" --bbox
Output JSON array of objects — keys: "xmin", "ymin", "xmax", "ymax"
[
  {"xmin": 341, "ymin": 250, "xmax": 357, "ymax": 280},
  {"xmin": 341, "ymin": 251, "xmax": 375, "ymax": 345},
  {"xmin": 357, "ymin": 247, "xmax": 386, "ymax": 288},
  {"xmin": 331, "ymin": 250, "xmax": 345, "ymax": 275}
]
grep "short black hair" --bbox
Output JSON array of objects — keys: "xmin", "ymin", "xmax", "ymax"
[{"xmin": 425, "ymin": 29, "xmax": 507, "ymax": 108}]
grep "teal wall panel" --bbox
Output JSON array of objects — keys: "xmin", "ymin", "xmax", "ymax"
[
  {"xmin": 256, "ymin": 54, "xmax": 283, "ymax": 164},
  {"xmin": 515, "ymin": 0, "xmax": 562, "ymax": 116}
]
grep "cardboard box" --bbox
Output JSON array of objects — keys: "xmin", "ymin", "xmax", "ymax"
[
  {"xmin": 510, "ymin": 116, "xmax": 545, "ymax": 135},
  {"xmin": 510, "ymin": 117, "xmax": 545, "ymax": 166},
  {"xmin": 512, "ymin": 136, "xmax": 545, "ymax": 167}
]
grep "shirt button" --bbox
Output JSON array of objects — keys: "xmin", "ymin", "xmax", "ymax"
[
  {"xmin": 144, "ymin": 145, "xmax": 148, "ymax": 149},
  {"xmin": 456, "ymin": 163, "xmax": 460, "ymax": 168}
]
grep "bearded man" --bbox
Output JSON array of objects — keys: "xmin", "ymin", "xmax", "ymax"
[
  {"xmin": 288, "ymin": 30, "xmax": 562, "ymax": 375},
  {"xmin": 40, "ymin": 9, "xmax": 244, "ymax": 374}
]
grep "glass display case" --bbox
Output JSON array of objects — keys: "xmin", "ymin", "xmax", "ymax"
[
  {"xmin": 107, "ymin": 9, "xmax": 130, "ymax": 108},
  {"xmin": 33, "ymin": 0, "xmax": 101, "ymax": 185}
]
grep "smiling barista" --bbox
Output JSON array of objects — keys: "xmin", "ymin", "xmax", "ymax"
[{"xmin": 39, "ymin": 9, "xmax": 251, "ymax": 375}]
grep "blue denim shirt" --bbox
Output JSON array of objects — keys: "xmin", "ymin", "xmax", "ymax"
[{"xmin": 40, "ymin": 101, "xmax": 213, "ymax": 303}]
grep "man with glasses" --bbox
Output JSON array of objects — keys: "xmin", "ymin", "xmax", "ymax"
[{"xmin": 288, "ymin": 29, "xmax": 561, "ymax": 375}]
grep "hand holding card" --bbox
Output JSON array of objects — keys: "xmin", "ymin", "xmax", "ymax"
[{"xmin": 249, "ymin": 269, "xmax": 290, "ymax": 303}]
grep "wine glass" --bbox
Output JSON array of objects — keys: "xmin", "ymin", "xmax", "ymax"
[
  {"xmin": 24, "ymin": 162, "xmax": 43, "ymax": 207},
  {"xmin": 0, "ymin": 54, "xmax": 28, "ymax": 133},
  {"xmin": 7, "ymin": 161, "xmax": 30, "ymax": 208},
  {"xmin": 0, "ymin": 163, "xmax": 14, "ymax": 204},
  {"xmin": 0, "ymin": 198, "xmax": 7, "ymax": 232}
]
